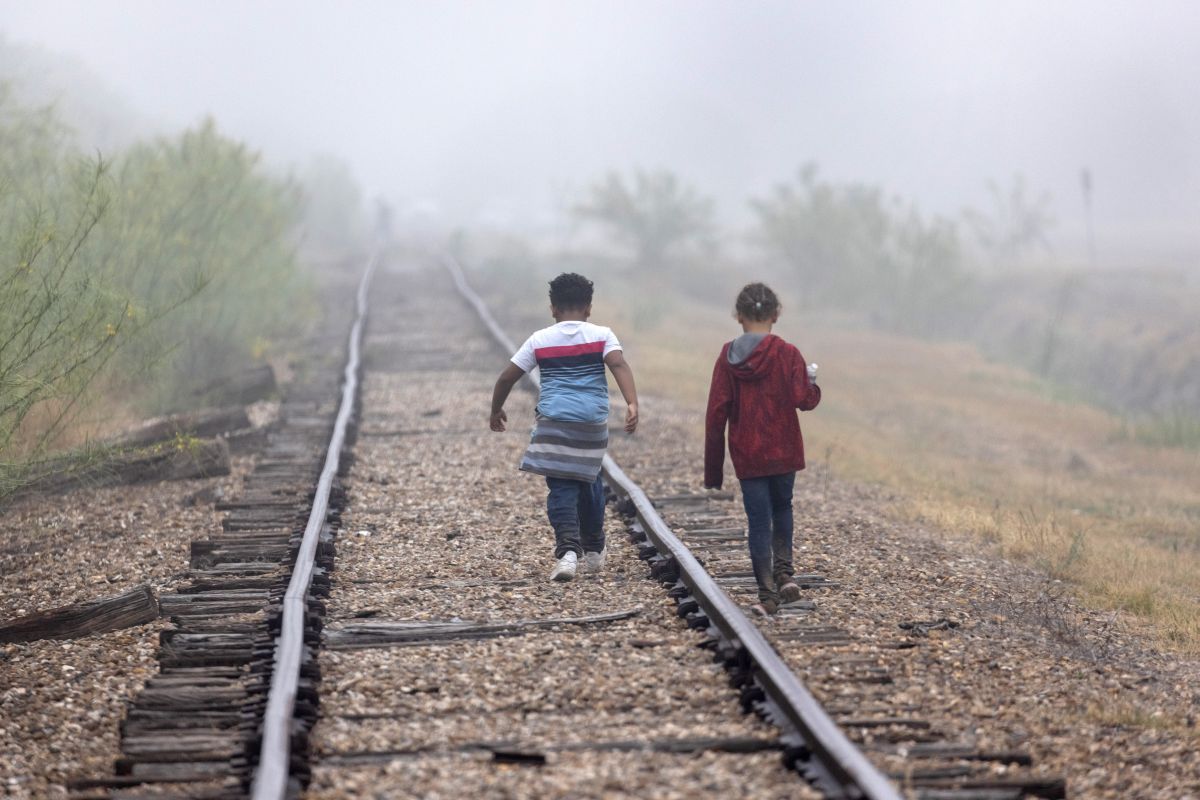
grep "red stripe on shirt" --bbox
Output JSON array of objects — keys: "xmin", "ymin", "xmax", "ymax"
[{"xmin": 533, "ymin": 341, "xmax": 606, "ymax": 359}]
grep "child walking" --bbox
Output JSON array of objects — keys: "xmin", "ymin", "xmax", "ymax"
[
  {"xmin": 704, "ymin": 282, "xmax": 821, "ymax": 616},
  {"xmin": 490, "ymin": 273, "xmax": 639, "ymax": 582}
]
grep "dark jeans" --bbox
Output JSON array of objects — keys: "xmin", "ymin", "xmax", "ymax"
[
  {"xmin": 739, "ymin": 472, "xmax": 796, "ymax": 604},
  {"xmin": 546, "ymin": 474, "xmax": 606, "ymax": 558}
]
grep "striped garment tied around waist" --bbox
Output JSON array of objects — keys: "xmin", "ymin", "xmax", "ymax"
[{"xmin": 519, "ymin": 415, "xmax": 608, "ymax": 482}]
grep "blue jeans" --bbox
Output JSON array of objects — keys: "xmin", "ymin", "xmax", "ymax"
[
  {"xmin": 739, "ymin": 472, "xmax": 796, "ymax": 604},
  {"xmin": 546, "ymin": 474, "xmax": 606, "ymax": 558}
]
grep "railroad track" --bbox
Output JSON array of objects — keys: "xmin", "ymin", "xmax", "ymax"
[
  {"xmin": 445, "ymin": 257, "xmax": 897, "ymax": 799},
  {"xmin": 67, "ymin": 250, "xmax": 1067, "ymax": 799},
  {"xmin": 66, "ymin": 257, "xmax": 373, "ymax": 799},
  {"xmin": 445, "ymin": 257, "xmax": 1065, "ymax": 800},
  {"xmin": 604, "ymin": 476, "xmax": 1068, "ymax": 800}
]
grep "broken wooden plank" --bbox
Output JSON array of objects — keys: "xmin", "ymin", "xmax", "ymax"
[
  {"xmin": 840, "ymin": 717, "xmax": 932, "ymax": 729},
  {"xmin": 868, "ymin": 742, "xmax": 1034, "ymax": 766},
  {"xmin": 653, "ymin": 491, "xmax": 734, "ymax": 503},
  {"xmin": 19, "ymin": 439, "xmax": 231, "ymax": 499},
  {"xmin": 911, "ymin": 790, "xmax": 1021, "ymax": 800},
  {"xmin": 908, "ymin": 776, "xmax": 1066, "ymax": 799},
  {"xmin": 115, "ymin": 407, "xmax": 252, "ymax": 449},
  {"xmin": 224, "ymin": 426, "xmax": 269, "ymax": 454},
  {"xmin": 322, "ymin": 735, "xmax": 782, "ymax": 765},
  {"xmin": 0, "ymin": 584, "xmax": 159, "ymax": 643},
  {"xmin": 324, "ymin": 608, "xmax": 641, "ymax": 649},
  {"xmin": 7, "ymin": 444, "xmax": 233, "ymax": 506},
  {"xmin": 188, "ymin": 363, "xmax": 277, "ymax": 407}
]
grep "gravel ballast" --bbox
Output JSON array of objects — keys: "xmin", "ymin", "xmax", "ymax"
[
  {"xmin": 307, "ymin": 262, "xmax": 812, "ymax": 798},
  {"xmin": 0, "ymin": 461, "xmax": 251, "ymax": 798},
  {"xmin": 609, "ymin": 374, "xmax": 1200, "ymax": 798}
]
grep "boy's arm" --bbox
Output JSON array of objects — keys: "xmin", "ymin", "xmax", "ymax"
[
  {"xmin": 603, "ymin": 351, "xmax": 639, "ymax": 433},
  {"xmin": 490, "ymin": 363, "xmax": 526, "ymax": 431},
  {"xmin": 704, "ymin": 354, "xmax": 732, "ymax": 489}
]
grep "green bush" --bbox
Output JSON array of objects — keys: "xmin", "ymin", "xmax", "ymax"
[
  {"xmin": 0, "ymin": 92, "xmax": 125, "ymax": 459},
  {"xmin": 0, "ymin": 95, "xmax": 311, "ymax": 493},
  {"xmin": 101, "ymin": 119, "xmax": 309, "ymax": 409},
  {"xmin": 573, "ymin": 169, "xmax": 714, "ymax": 268}
]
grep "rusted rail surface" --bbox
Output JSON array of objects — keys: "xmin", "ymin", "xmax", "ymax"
[
  {"xmin": 66, "ymin": 259, "xmax": 372, "ymax": 800},
  {"xmin": 250, "ymin": 254, "xmax": 378, "ymax": 800},
  {"xmin": 442, "ymin": 253, "xmax": 902, "ymax": 800},
  {"xmin": 603, "ymin": 457, "xmax": 901, "ymax": 799}
]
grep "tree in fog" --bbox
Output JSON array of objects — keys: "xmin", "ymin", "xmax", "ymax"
[
  {"xmin": 962, "ymin": 174, "xmax": 1055, "ymax": 266},
  {"xmin": 298, "ymin": 153, "xmax": 366, "ymax": 254},
  {"xmin": 0, "ymin": 92, "xmax": 119, "ymax": 459},
  {"xmin": 751, "ymin": 164, "xmax": 890, "ymax": 307},
  {"xmin": 572, "ymin": 169, "xmax": 714, "ymax": 267},
  {"xmin": 0, "ymin": 94, "xmax": 307, "ymax": 490},
  {"xmin": 751, "ymin": 164, "xmax": 969, "ymax": 331}
]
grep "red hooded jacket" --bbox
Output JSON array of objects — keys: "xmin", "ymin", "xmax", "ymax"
[{"xmin": 704, "ymin": 334, "xmax": 821, "ymax": 488}]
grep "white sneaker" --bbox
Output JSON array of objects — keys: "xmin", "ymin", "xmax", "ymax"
[
  {"xmin": 550, "ymin": 551, "xmax": 578, "ymax": 582},
  {"xmin": 581, "ymin": 549, "xmax": 607, "ymax": 573}
]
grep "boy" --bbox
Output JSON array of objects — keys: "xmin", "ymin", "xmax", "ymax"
[{"xmin": 490, "ymin": 273, "xmax": 639, "ymax": 582}]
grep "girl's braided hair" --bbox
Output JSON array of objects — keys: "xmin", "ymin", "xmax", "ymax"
[
  {"xmin": 734, "ymin": 282, "xmax": 780, "ymax": 322},
  {"xmin": 549, "ymin": 272, "xmax": 594, "ymax": 310}
]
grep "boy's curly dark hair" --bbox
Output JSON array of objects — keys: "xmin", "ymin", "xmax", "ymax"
[
  {"xmin": 734, "ymin": 282, "xmax": 780, "ymax": 321},
  {"xmin": 548, "ymin": 272, "xmax": 594, "ymax": 310}
]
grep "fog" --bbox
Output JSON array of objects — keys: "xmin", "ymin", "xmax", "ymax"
[{"xmin": 2, "ymin": 0, "xmax": 1199, "ymax": 265}]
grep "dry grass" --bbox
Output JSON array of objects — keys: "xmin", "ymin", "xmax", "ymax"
[
  {"xmin": 590, "ymin": 273, "xmax": 1200, "ymax": 651},
  {"xmin": 790, "ymin": 321, "xmax": 1200, "ymax": 650},
  {"xmin": 1085, "ymin": 699, "xmax": 1200, "ymax": 735}
]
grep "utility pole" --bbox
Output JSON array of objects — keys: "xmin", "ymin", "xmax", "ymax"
[{"xmin": 1080, "ymin": 168, "xmax": 1096, "ymax": 268}]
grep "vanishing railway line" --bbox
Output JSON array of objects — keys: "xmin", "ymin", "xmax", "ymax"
[{"xmin": 65, "ymin": 250, "xmax": 1066, "ymax": 799}]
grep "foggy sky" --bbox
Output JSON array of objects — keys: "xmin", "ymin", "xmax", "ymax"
[{"xmin": 2, "ymin": 1, "xmax": 1198, "ymax": 264}]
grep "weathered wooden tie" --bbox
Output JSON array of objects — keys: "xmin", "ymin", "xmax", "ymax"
[
  {"xmin": 69, "ymin": 326, "xmax": 354, "ymax": 799},
  {"xmin": 0, "ymin": 585, "xmax": 159, "ymax": 644}
]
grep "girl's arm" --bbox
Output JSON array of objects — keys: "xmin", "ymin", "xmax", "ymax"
[
  {"xmin": 604, "ymin": 351, "xmax": 639, "ymax": 433},
  {"xmin": 793, "ymin": 349, "xmax": 821, "ymax": 411},
  {"xmin": 704, "ymin": 352, "xmax": 733, "ymax": 489}
]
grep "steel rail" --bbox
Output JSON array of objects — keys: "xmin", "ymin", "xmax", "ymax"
[
  {"xmin": 601, "ymin": 458, "xmax": 900, "ymax": 800},
  {"xmin": 251, "ymin": 253, "xmax": 379, "ymax": 800},
  {"xmin": 444, "ymin": 255, "xmax": 529, "ymax": 378},
  {"xmin": 443, "ymin": 253, "xmax": 901, "ymax": 800}
]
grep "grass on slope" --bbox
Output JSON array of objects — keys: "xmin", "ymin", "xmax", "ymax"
[{"xmin": 474, "ymin": 259, "xmax": 1200, "ymax": 651}]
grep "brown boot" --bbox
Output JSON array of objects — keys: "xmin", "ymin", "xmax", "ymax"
[
  {"xmin": 750, "ymin": 598, "xmax": 779, "ymax": 617},
  {"xmin": 778, "ymin": 580, "xmax": 802, "ymax": 604}
]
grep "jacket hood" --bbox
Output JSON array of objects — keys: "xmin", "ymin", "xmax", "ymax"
[{"xmin": 726, "ymin": 333, "xmax": 783, "ymax": 382}]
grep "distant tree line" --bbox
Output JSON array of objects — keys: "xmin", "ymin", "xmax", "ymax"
[
  {"xmin": 568, "ymin": 165, "xmax": 1199, "ymax": 446},
  {"xmin": 571, "ymin": 164, "xmax": 1054, "ymax": 334}
]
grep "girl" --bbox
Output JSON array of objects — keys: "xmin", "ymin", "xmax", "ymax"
[{"xmin": 704, "ymin": 283, "xmax": 821, "ymax": 616}]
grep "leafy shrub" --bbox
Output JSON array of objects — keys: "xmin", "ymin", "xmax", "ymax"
[
  {"xmin": 0, "ymin": 92, "xmax": 126, "ymax": 458},
  {"xmin": 1123, "ymin": 411, "xmax": 1200, "ymax": 450},
  {"xmin": 0, "ymin": 95, "xmax": 311, "ymax": 493},
  {"xmin": 100, "ymin": 118, "xmax": 308, "ymax": 409}
]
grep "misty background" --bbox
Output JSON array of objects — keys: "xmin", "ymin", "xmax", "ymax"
[
  {"xmin": 2, "ymin": 1, "xmax": 1199, "ymax": 646},
  {"xmin": 1, "ymin": 0, "xmax": 1197, "ymax": 452},
  {"xmin": 2, "ymin": 0, "xmax": 1199, "ymax": 267}
]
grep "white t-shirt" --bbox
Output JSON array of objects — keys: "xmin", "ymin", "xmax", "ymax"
[{"xmin": 511, "ymin": 321, "xmax": 622, "ymax": 423}]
